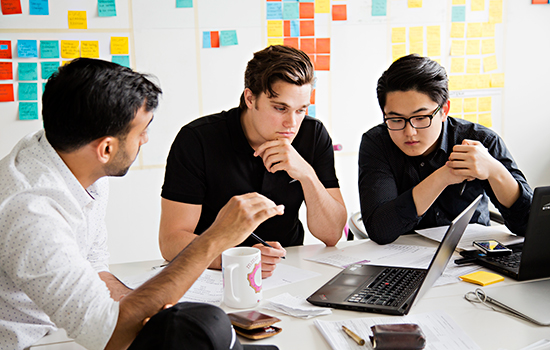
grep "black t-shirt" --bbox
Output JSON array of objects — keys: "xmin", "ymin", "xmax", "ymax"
[{"xmin": 161, "ymin": 107, "xmax": 340, "ymax": 247}]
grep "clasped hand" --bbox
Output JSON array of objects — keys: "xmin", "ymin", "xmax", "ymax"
[
  {"xmin": 445, "ymin": 139, "xmax": 499, "ymax": 184},
  {"xmin": 254, "ymin": 138, "xmax": 313, "ymax": 183}
]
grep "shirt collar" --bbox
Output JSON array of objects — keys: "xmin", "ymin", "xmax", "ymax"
[{"xmin": 39, "ymin": 130, "xmax": 96, "ymax": 208}]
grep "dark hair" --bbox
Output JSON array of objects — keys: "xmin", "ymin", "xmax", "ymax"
[
  {"xmin": 239, "ymin": 45, "xmax": 315, "ymax": 109},
  {"xmin": 376, "ymin": 54, "xmax": 449, "ymax": 112},
  {"xmin": 42, "ymin": 58, "xmax": 162, "ymax": 152}
]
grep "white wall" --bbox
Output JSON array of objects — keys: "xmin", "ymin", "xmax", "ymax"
[{"xmin": 1, "ymin": 1, "xmax": 549, "ymax": 264}]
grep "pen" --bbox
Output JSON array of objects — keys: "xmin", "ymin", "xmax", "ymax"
[
  {"xmin": 342, "ymin": 325, "xmax": 365, "ymax": 346},
  {"xmin": 459, "ymin": 180, "xmax": 467, "ymax": 196},
  {"xmin": 250, "ymin": 233, "xmax": 285, "ymax": 259}
]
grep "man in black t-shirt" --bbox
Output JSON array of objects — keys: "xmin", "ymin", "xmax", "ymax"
[{"xmin": 160, "ymin": 46, "xmax": 347, "ymax": 278}]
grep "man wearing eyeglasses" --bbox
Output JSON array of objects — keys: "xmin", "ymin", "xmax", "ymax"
[{"xmin": 359, "ymin": 54, "xmax": 532, "ymax": 244}]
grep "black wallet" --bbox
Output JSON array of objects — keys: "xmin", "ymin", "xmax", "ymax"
[{"xmin": 370, "ymin": 323, "xmax": 426, "ymax": 350}]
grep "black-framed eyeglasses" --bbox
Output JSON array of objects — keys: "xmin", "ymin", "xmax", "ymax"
[{"xmin": 384, "ymin": 105, "xmax": 442, "ymax": 131}]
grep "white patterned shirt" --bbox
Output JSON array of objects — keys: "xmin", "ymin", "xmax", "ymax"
[{"xmin": 0, "ymin": 130, "xmax": 119, "ymax": 350}]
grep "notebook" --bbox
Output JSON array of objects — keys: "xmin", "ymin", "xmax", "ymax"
[
  {"xmin": 307, "ymin": 195, "xmax": 482, "ymax": 316},
  {"xmin": 484, "ymin": 278, "xmax": 550, "ymax": 326},
  {"xmin": 474, "ymin": 186, "xmax": 550, "ymax": 281}
]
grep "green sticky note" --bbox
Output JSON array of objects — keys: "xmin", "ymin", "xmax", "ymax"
[
  {"xmin": 40, "ymin": 40, "xmax": 60, "ymax": 58},
  {"xmin": 18, "ymin": 63, "xmax": 38, "ymax": 81},
  {"xmin": 98, "ymin": 0, "xmax": 117, "ymax": 16},
  {"xmin": 176, "ymin": 0, "xmax": 193, "ymax": 8},
  {"xmin": 112, "ymin": 55, "xmax": 130, "ymax": 68},
  {"xmin": 18, "ymin": 83, "xmax": 38, "ymax": 101},
  {"xmin": 220, "ymin": 30, "xmax": 238, "ymax": 47},
  {"xmin": 41, "ymin": 61, "xmax": 59, "ymax": 80},
  {"xmin": 19, "ymin": 102, "xmax": 39, "ymax": 120}
]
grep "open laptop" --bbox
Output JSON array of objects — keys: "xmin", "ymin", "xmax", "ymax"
[
  {"xmin": 473, "ymin": 186, "xmax": 550, "ymax": 281},
  {"xmin": 307, "ymin": 195, "xmax": 482, "ymax": 316},
  {"xmin": 483, "ymin": 278, "xmax": 550, "ymax": 326}
]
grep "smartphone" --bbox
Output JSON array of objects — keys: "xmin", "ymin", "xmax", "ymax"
[{"xmin": 473, "ymin": 239, "xmax": 512, "ymax": 256}]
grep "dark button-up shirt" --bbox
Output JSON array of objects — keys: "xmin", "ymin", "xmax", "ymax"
[{"xmin": 359, "ymin": 117, "xmax": 532, "ymax": 244}]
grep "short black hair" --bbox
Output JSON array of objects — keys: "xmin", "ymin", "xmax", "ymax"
[
  {"xmin": 376, "ymin": 54, "xmax": 449, "ymax": 112},
  {"xmin": 239, "ymin": 45, "xmax": 315, "ymax": 110},
  {"xmin": 42, "ymin": 58, "xmax": 162, "ymax": 152}
]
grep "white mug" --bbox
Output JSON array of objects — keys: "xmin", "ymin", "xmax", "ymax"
[{"xmin": 222, "ymin": 247, "xmax": 262, "ymax": 309}]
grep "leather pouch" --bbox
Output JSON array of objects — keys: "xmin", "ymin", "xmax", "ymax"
[
  {"xmin": 228, "ymin": 311, "xmax": 282, "ymax": 340},
  {"xmin": 370, "ymin": 323, "xmax": 426, "ymax": 350}
]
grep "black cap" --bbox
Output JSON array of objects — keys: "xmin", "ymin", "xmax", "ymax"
[{"xmin": 128, "ymin": 302, "xmax": 279, "ymax": 350}]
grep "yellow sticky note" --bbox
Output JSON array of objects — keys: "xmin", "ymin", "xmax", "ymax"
[
  {"xmin": 427, "ymin": 42, "xmax": 440, "ymax": 57},
  {"xmin": 267, "ymin": 38, "xmax": 284, "ymax": 46},
  {"xmin": 482, "ymin": 23, "xmax": 495, "ymax": 37},
  {"xmin": 62, "ymin": 60, "xmax": 72, "ymax": 66},
  {"xmin": 479, "ymin": 113, "xmax": 492, "ymax": 127},
  {"xmin": 451, "ymin": 23, "xmax": 465, "ymax": 38},
  {"xmin": 392, "ymin": 27, "xmax": 406, "ymax": 43},
  {"xmin": 426, "ymin": 26, "xmax": 440, "ymax": 57},
  {"xmin": 464, "ymin": 75, "xmax": 478, "ymax": 89},
  {"xmin": 409, "ymin": 26, "xmax": 423, "ymax": 43},
  {"xmin": 68, "ymin": 11, "xmax": 87, "ymax": 30},
  {"xmin": 483, "ymin": 55, "xmax": 498, "ymax": 72},
  {"xmin": 409, "ymin": 42, "xmax": 423, "ymax": 55},
  {"xmin": 451, "ymin": 57, "xmax": 465, "ymax": 74},
  {"xmin": 450, "ymin": 98, "xmax": 463, "ymax": 115},
  {"xmin": 449, "ymin": 75, "xmax": 465, "ymax": 91},
  {"xmin": 463, "ymin": 114, "xmax": 477, "ymax": 123},
  {"xmin": 408, "ymin": 0, "xmax": 422, "ymax": 8},
  {"xmin": 482, "ymin": 39, "xmax": 496, "ymax": 55},
  {"xmin": 80, "ymin": 41, "xmax": 99, "ymax": 58},
  {"xmin": 392, "ymin": 44, "xmax": 407, "ymax": 62},
  {"xmin": 267, "ymin": 21, "xmax": 283, "ymax": 37},
  {"xmin": 467, "ymin": 23, "xmax": 482, "ymax": 38},
  {"xmin": 464, "ymin": 97, "xmax": 477, "ymax": 113},
  {"xmin": 491, "ymin": 73, "xmax": 505, "ymax": 87},
  {"xmin": 478, "ymin": 74, "xmax": 491, "ymax": 89},
  {"xmin": 467, "ymin": 58, "xmax": 481, "ymax": 74},
  {"xmin": 478, "ymin": 96, "xmax": 492, "ymax": 112},
  {"xmin": 111, "ymin": 37, "xmax": 129, "ymax": 55},
  {"xmin": 315, "ymin": 0, "xmax": 330, "ymax": 14},
  {"xmin": 451, "ymin": 40, "xmax": 465, "ymax": 56},
  {"xmin": 453, "ymin": 0, "xmax": 466, "ymax": 4},
  {"xmin": 466, "ymin": 40, "xmax": 480, "ymax": 55},
  {"xmin": 489, "ymin": 0, "xmax": 503, "ymax": 23},
  {"xmin": 471, "ymin": 0, "xmax": 485, "ymax": 11},
  {"xmin": 61, "ymin": 40, "xmax": 80, "ymax": 59}
]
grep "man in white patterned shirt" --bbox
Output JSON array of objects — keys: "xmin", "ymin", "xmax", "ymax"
[{"xmin": 0, "ymin": 58, "xmax": 283, "ymax": 350}]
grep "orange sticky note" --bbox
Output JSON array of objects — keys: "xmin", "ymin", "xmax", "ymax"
[
  {"xmin": 0, "ymin": 41, "xmax": 12, "ymax": 58},
  {"xmin": 300, "ymin": 20, "xmax": 314, "ymax": 36},
  {"xmin": 332, "ymin": 4, "xmax": 347, "ymax": 21},
  {"xmin": 211, "ymin": 31, "xmax": 220, "ymax": 48},
  {"xmin": 1, "ymin": 0, "xmax": 22, "ymax": 15},
  {"xmin": 299, "ymin": 2, "xmax": 314, "ymax": 19},
  {"xmin": 316, "ymin": 55, "xmax": 330, "ymax": 71},
  {"xmin": 0, "ymin": 84, "xmax": 15, "ymax": 102},
  {"xmin": 284, "ymin": 21, "xmax": 291, "ymax": 37},
  {"xmin": 0, "ymin": 62, "xmax": 13, "ymax": 80},
  {"xmin": 111, "ymin": 37, "xmax": 129, "ymax": 55},
  {"xmin": 316, "ymin": 38, "xmax": 330, "ymax": 54},
  {"xmin": 284, "ymin": 38, "xmax": 299, "ymax": 49},
  {"xmin": 310, "ymin": 89, "xmax": 315, "ymax": 104},
  {"xmin": 68, "ymin": 11, "xmax": 87, "ymax": 29},
  {"xmin": 300, "ymin": 38, "xmax": 315, "ymax": 54}
]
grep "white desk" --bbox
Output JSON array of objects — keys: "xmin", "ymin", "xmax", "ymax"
[{"xmin": 35, "ymin": 236, "xmax": 549, "ymax": 349}]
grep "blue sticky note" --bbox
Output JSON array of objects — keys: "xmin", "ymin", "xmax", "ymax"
[
  {"xmin": 298, "ymin": 0, "xmax": 314, "ymax": 2},
  {"xmin": 18, "ymin": 63, "xmax": 38, "ymax": 81},
  {"xmin": 17, "ymin": 40, "xmax": 38, "ymax": 58},
  {"xmin": 112, "ymin": 55, "xmax": 130, "ymax": 68},
  {"xmin": 19, "ymin": 102, "xmax": 39, "ymax": 120},
  {"xmin": 29, "ymin": 0, "xmax": 49, "ymax": 15},
  {"xmin": 202, "ymin": 31, "xmax": 211, "ymax": 48},
  {"xmin": 220, "ymin": 30, "xmax": 238, "ymax": 47},
  {"xmin": 98, "ymin": 0, "xmax": 117, "ymax": 17},
  {"xmin": 267, "ymin": 2, "xmax": 283, "ymax": 20},
  {"xmin": 1, "ymin": 45, "xmax": 8, "ymax": 50},
  {"xmin": 41, "ymin": 62, "xmax": 59, "ymax": 80},
  {"xmin": 308, "ymin": 105, "xmax": 316, "ymax": 118},
  {"xmin": 283, "ymin": 2, "xmax": 299, "ymax": 19},
  {"xmin": 290, "ymin": 20, "xmax": 300, "ymax": 37},
  {"xmin": 18, "ymin": 83, "xmax": 38, "ymax": 101},
  {"xmin": 372, "ymin": 0, "xmax": 387, "ymax": 16},
  {"xmin": 176, "ymin": 0, "xmax": 193, "ymax": 8},
  {"xmin": 452, "ymin": 6, "xmax": 466, "ymax": 22},
  {"xmin": 40, "ymin": 40, "xmax": 59, "ymax": 59}
]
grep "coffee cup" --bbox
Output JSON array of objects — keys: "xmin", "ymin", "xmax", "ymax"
[{"xmin": 222, "ymin": 247, "xmax": 262, "ymax": 309}]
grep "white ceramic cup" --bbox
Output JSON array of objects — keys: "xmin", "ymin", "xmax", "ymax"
[{"xmin": 222, "ymin": 247, "xmax": 262, "ymax": 309}]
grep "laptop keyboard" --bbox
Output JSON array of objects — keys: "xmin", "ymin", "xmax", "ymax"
[
  {"xmin": 486, "ymin": 252, "xmax": 522, "ymax": 269},
  {"xmin": 346, "ymin": 268, "xmax": 427, "ymax": 307}
]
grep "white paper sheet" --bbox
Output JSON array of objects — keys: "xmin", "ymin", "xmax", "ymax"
[{"xmin": 314, "ymin": 310, "xmax": 481, "ymax": 350}]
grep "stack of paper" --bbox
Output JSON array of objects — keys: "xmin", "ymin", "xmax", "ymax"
[{"xmin": 263, "ymin": 292, "xmax": 332, "ymax": 319}]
